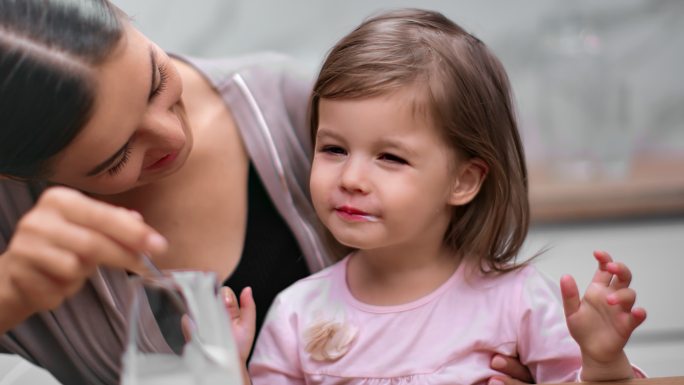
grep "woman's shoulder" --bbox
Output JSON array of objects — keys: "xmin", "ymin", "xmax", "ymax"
[{"xmin": 172, "ymin": 52, "xmax": 312, "ymax": 90}]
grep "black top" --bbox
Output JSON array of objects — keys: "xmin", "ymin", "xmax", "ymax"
[
  {"xmin": 147, "ymin": 164, "xmax": 311, "ymax": 359},
  {"xmin": 224, "ymin": 163, "xmax": 310, "ymax": 337}
]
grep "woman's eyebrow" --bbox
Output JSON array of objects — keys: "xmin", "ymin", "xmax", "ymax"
[{"xmin": 85, "ymin": 140, "xmax": 130, "ymax": 176}]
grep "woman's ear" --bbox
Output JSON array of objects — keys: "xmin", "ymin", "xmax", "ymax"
[{"xmin": 448, "ymin": 158, "xmax": 488, "ymax": 206}]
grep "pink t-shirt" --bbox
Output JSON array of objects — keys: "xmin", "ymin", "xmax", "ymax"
[{"xmin": 249, "ymin": 256, "xmax": 612, "ymax": 384}]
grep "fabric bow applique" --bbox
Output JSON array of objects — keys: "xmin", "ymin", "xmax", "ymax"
[{"xmin": 303, "ymin": 317, "xmax": 358, "ymax": 361}]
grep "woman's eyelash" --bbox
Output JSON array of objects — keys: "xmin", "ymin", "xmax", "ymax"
[
  {"xmin": 151, "ymin": 62, "xmax": 169, "ymax": 98},
  {"xmin": 107, "ymin": 145, "xmax": 132, "ymax": 176}
]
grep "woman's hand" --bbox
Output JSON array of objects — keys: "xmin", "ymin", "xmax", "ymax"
[
  {"xmin": 561, "ymin": 250, "xmax": 646, "ymax": 381},
  {"xmin": 488, "ymin": 354, "xmax": 534, "ymax": 385},
  {"xmin": 0, "ymin": 186, "xmax": 168, "ymax": 332}
]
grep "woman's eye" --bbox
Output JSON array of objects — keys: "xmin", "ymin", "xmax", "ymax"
[
  {"xmin": 320, "ymin": 145, "xmax": 347, "ymax": 155},
  {"xmin": 107, "ymin": 146, "xmax": 132, "ymax": 176},
  {"xmin": 379, "ymin": 153, "xmax": 408, "ymax": 165},
  {"xmin": 150, "ymin": 62, "xmax": 169, "ymax": 99}
]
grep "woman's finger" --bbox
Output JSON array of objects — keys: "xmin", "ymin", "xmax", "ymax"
[
  {"xmin": 181, "ymin": 314, "xmax": 196, "ymax": 342},
  {"xmin": 490, "ymin": 354, "xmax": 534, "ymax": 383},
  {"xmin": 22, "ymin": 244, "xmax": 95, "ymax": 283},
  {"xmin": 40, "ymin": 187, "xmax": 168, "ymax": 256}
]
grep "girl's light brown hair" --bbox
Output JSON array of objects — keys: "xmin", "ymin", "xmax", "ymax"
[{"xmin": 309, "ymin": 8, "xmax": 530, "ymax": 273}]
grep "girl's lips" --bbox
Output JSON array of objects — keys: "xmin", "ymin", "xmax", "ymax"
[
  {"xmin": 335, "ymin": 206, "xmax": 379, "ymax": 222},
  {"xmin": 145, "ymin": 151, "xmax": 179, "ymax": 171}
]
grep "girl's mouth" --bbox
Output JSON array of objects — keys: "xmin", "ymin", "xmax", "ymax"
[{"xmin": 335, "ymin": 206, "xmax": 379, "ymax": 222}]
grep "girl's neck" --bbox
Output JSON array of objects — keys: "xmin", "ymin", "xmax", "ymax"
[{"xmin": 346, "ymin": 246, "xmax": 461, "ymax": 306}]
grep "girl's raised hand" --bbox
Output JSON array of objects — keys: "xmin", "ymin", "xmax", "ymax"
[
  {"xmin": 221, "ymin": 286, "xmax": 257, "ymax": 364},
  {"xmin": 560, "ymin": 250, "xmax": 647, "ymax": 380},
  {"xmin": 0, "ymin": 186, "xmax": 168, "ymax": 332},
  {"xmin": 221, "ymin": 286, "xmax": 256, "ymax": 385}
]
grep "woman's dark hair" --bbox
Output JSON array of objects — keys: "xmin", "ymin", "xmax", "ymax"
[
  {"xmin": 0, "ymin": 0, "xmax": 124, "ymax": 179},
  {"xmin": 310, "ymin": 9, "xmax": 530, "ymax": 273}
]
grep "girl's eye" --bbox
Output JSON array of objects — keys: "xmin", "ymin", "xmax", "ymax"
[
  {"xmin": 320, "ymin": 145, "xmax": 347, "ymax": 155},
  {"xmin": 150, "ymin": 62, "xmax": 169, "ymax": 99},
  {"xmin": 107, "ymin": 145, "xmax": 132, "ymax": 176},
  {"xmin": 379, "ymin": 153, "xmax": 408, "ymax": 165}
]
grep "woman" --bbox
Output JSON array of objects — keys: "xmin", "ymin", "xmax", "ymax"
[{"xmin": 0, "ymin": 1, "xmax": 533, "ymax": 384}]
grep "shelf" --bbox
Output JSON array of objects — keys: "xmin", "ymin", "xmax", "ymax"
[{"xmin": 528, "ymin": 153, "xmax": 684, "ymax": 223}]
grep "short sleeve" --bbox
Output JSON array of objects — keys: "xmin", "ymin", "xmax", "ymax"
[
  {"xmin": 515, "ymin": 267, "xmax": 583, "ymax": 383},
  {"xmin": 248, "ymin": 294, "xmax": 305, "ymax": 385}
]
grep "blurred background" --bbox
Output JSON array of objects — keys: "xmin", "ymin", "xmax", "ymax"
[{"xmin": 1, "ymin": 0, "xmax": 682, "ymax": 382}]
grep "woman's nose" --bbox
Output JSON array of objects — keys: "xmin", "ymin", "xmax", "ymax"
[{"xmin": 139, "ymin": 108, "xmax": 173, "ymax": 137}]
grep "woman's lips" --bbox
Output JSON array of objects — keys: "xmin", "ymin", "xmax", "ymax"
[
  {"xmin": 335, "ymin": 206, "xmax": 379, "ymax": 222},
  {"xmin": 145, "ymin": 152, "xmax": 179, "ymax": 171}
]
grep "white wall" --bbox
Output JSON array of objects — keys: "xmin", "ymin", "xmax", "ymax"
[
  {"xmin": 526, "ymin": 218, "xmax": 684, "ymax": 376},
  {"xmin": 113, "ymin": 0, "xmax": 684, "ymax": 161}
]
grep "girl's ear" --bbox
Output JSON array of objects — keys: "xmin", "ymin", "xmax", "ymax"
[{"xmin": 448, "ymin": 158, "xmax": 488, "ymax": 206}]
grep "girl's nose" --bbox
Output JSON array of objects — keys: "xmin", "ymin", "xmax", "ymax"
[{"xmin": 339, "ymin": 159, "xmax": 370, "ymax": 194}]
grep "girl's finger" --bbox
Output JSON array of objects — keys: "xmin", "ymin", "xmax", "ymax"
[
  {"xmin": 221, "ymin": 286, "xmax": 241, "ymax": 320},
  {"xmin": 560, "ymin": 275, "xmax": 581, "ymax": 318},
  {"xmin": 238, "ymin": 287, "xmax": 256, "ymax": 330},
  {"xmin": 607, "ymin": 288, "xmax": 637, "ymax": 312},
  {"xmin": 606, "ymin": 262, "xmax": 632, "ymax": 290},
  {"xmin": 591, "ymin": 250, "xmax": 614, "ymax": 286},
  {"xmin": 627, "ymin": 307, "xmax": 647, "ymax": 334}
]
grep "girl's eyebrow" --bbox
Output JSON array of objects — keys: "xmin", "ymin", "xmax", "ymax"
[{"xmin": 315, "ymin": 128, "xmax": 341, "ymax": 141}]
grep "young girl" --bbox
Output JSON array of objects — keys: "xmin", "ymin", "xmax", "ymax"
[{"xmin": 246, "ymin": 8, "xmax": 646, "ymax": 384}]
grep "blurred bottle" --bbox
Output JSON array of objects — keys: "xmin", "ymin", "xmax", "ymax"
[{"xmin": 538, "ymin": 8, "xmax": 633, "ymax": 181}]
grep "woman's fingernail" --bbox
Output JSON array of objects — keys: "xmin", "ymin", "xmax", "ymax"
[
  {"xmin": 129, "ymin": 210, "xmax": 143, "ymax": 220},
  {"xmin": 491, "ymin": 355, "xmax": 506, "ymax": 370},
  {"xmin": 489, "ymin": 379, "xmax": 505, "ymax": 385},
  {"xmin": 146, "ymin": 233, "xmax": 168, "ymax": 252}
]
